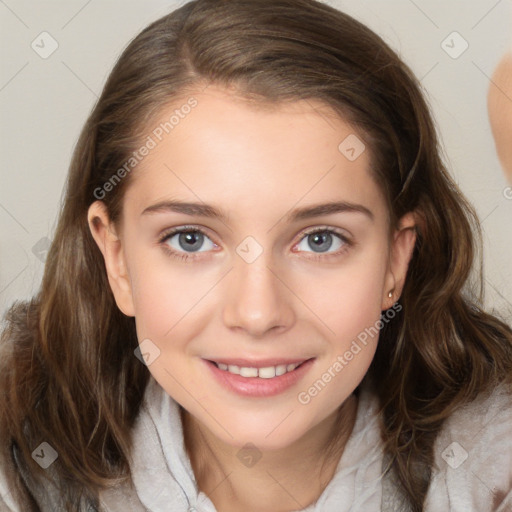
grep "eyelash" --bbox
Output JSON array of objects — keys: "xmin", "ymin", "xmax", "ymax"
[{"xmin": 157, "ymin": 225, "xmax": 353, "ymax": 262}]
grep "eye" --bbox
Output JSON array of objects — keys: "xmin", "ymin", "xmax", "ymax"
[
  {"xmin": 294, "ymin": 227, "xmax": 350, "ymax": 255},
  {"xmin": 158, "ymin": 225, "xmax": 351, "ymax": 262},
  {"xmin": 159, "ymin": 226, "xmax": 216, "ymax": 255}
]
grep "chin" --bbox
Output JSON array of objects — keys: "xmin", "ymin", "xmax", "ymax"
[{"xmin": 204, "ymin": 411, "xmax": 314, "ymax": 451}]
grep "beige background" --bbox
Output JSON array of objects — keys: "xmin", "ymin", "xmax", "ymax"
[{"xmin": 1, "ymin": 0, "xmax": 511, "ymax": 322}]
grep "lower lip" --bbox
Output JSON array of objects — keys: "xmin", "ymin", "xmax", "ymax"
[{"xmin": 204, "ymin": 358, "xmax": 315, "ymax": 397}]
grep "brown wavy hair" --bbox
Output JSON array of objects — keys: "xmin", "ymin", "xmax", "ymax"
[{"xmin": 1, "ymin": 0, "xmax": 512, "ymax": 510}]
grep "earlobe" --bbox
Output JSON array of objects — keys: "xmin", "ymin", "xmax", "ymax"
[
  {"xmin": 87, "ymin": 201, "xmax": 135, "ymax": 317},
  {"xmin": 382, "ymin": 212, "xmax": 418, "ymax": 310}
]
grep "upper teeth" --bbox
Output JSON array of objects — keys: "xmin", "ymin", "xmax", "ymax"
[{"xmin": 216, "ymin": 362, "xmax": 301, "ymax": 378}]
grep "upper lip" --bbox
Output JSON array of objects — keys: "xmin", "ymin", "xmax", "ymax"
[{"xmin": 206, "ymin": 357, "xmax": 313, "ymax": 368}]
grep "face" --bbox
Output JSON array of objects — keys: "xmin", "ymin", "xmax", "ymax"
[{"xmin": 89, "ymin": 85, "xmax": 416, "ymax": 451}]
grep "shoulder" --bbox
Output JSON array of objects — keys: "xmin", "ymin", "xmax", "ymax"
[{"xmin": 425, "ymin": 382, "xmax": 512, "ymax": 512}]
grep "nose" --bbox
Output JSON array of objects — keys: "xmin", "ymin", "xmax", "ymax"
[{"xmin": 222, "ymin": 254, "xmax": 296, "ymax": 338}]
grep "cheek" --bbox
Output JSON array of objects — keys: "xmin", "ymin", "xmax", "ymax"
[
  {"xmin": 127, "ymin": 250, "xmax": 216, "ymax": 399},
  {"xmin": 294, "ymin": 250, "xmax": 388, "ymax": 343},
  {"xmin": 337, "ymin": 265, "xmax": 386, "ymax": 339},
  {"xmin": 127, "ymin": 244, "xmax": 222, "ymax": 353},
  {"xmin": 294, "ymin": 261, "xmax": 386, "ymax": 415},
  {"xmin": 127, "ymin": 244, "xmax": 189, "ymax": 336}
]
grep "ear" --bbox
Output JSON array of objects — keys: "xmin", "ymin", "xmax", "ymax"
[
  {"xmin": 381, "ymin": 211, "xmax": 419, "ymax": 310},
  {"xmin": 87, "ymin": 201, "xmax": 135, "ymax": 317}
]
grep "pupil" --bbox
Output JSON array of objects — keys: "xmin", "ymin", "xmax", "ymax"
[
  {"xmin": 179, "ymin": 231, "xmax": 204, "ymax": 252},
  {"xmin": 309, "ymin": 232, "xmax": 332, "ymax": 253}
]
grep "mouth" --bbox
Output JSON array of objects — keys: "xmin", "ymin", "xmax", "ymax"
[
  {"xmin": 204, "ymin": 357, "xmax": 316, "ymax": 397},
  {"xmin": 208, "ymin": 359, "xmax": 312, "ymax": 379}
]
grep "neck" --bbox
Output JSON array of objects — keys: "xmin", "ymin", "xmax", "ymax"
[{"xmin": 181, "ymin": 394, "xmax": 358, "ymax": 512}]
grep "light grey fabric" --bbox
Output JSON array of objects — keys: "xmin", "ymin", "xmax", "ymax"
[
  {"xmin": 424, "ymin": 383, "xmax": 512, "ymax": 512},
  {"xmin": 99, "ymin": 376, "xmax": 512, "ymax": 512},
  {"xmin": 99, "ymin": 376, "xmax": 387, "ymax": 512},
  {"xmin": 2, "ymin": 376, "xmax": 511, "ymax": 511}
]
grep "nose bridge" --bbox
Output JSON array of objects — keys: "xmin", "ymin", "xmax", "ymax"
[{"xmin": 222, "ymin": 244, "xmax": 295, "ymax": 337}]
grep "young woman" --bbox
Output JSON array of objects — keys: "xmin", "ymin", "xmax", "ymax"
[{"xmin": 1, "ymin": 0, "xmax": 511, "ymax": 511}]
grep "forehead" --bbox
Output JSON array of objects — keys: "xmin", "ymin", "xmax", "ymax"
[{"xmin": 123, "ymin": 86, "xmax": 387, "ymax": 225}]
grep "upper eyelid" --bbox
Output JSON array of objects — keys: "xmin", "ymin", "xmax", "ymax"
[
  {"xmin": 299, "ymin": 225, "xmax": 350, "ymax": 238},
  {"xmin": 159, "ymin": 225, "xmax": 214, "ymax": 241}
]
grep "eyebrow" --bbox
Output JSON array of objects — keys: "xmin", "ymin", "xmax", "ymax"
[{"xmin": 141, "ymin": 199, "xmax": 374, "ymax": 222}]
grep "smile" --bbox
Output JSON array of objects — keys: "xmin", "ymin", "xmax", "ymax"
[
  {"xmin": 212, "ymin": 361, "xmax": 303, "ymax": 378},
  {"xmin": 204, "ymin": 358, "xmax": 315, "ymax": 397}
]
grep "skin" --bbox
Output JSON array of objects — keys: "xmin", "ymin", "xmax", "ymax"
[
  {"xmin": 88, "ymin": 86, "xmax": 417, "ymax": 511},
  {"xmin": 488, "ymin": 52, "xmax": 512, "ymax": 184}
]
